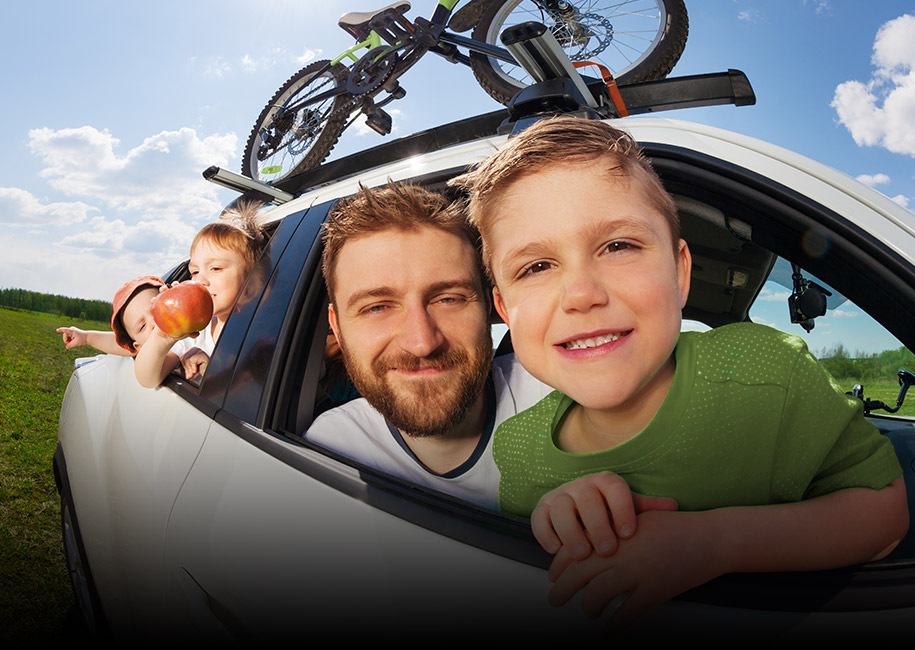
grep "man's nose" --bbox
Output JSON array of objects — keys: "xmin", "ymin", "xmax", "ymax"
[
  {"xmin": 397, "ymin": 305, "xmax": 445, "ymax": 357},
  {"xmin": 559, "ymin": 265, "xmax": 610, "ymax": 313}
]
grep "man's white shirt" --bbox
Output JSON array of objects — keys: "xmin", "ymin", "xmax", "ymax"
[{"xmin": 305, "ymin": 354, "xmax": 551, "ymax": 508}]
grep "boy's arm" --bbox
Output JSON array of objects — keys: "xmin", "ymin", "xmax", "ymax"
[
  {"xmin": 531, "ymin": 472, "xmax": 678, "ymax": 559},
  {"xmin": 178, "ymin": 348, "xmax": 210, "ymax": 380},
  {"xmin": 133, "ymin": 326, "xmax": 182, "ymax": 388},
  {"xmin": 57, "ymin": 327, "xmax": 133, "ymax": 356},
  {"xmin": 548, "ymin": 478, "xmax": 908, "ymax": 632}
]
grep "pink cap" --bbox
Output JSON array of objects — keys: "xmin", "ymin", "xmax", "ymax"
[{"xmin": 111, "ymin": 275, "xmax": 165, "ymax": 352}]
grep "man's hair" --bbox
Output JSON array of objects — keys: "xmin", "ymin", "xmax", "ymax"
[
  {"xmin": 449, "ymin": 116, "xmax": 680, "ymax": 275},
  {"xmin": 192, "ymin": 200, "xmax": 269, "ymax": 270},
  {"xmin": 321, "ymin": 180, "xmax": 481, "ymax": 303}
]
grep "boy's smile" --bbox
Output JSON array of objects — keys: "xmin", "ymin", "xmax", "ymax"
[{"xmin": 489, "ymin": 160, "xmax": 691, "ymax": 438}]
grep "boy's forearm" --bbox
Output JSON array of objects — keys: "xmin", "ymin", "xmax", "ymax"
[
  {"xmin": 85, "ymin": 331, "xmax": 132, "ymax": 356},
  {"xmin": 134, "ymin": 337, "xmax": 179, "ymax": 388},
  {"xmin": 707, "ymin": 478, "xmax": 908, "ymax": 574}
]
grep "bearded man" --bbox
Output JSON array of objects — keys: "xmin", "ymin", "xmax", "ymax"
[{"xmin": 305, "ymin": 181, "xmax": 550, "ymax": 508}]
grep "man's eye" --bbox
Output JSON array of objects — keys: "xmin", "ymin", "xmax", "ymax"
[{"xmin": 361, "ymin": 304, "xmax": 389, "ymax": 315}]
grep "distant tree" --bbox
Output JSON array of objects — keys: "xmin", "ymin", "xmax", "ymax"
[{"xmin": 0, "ymin": 286, "xmax": 111, "ymax": 322}]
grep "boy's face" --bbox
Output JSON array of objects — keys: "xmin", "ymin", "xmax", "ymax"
[
  {"xmin": 189, "ymin": 238, "xmax": 251, "ymax": 321},
  {"xmin": 488, "ymin": 161, "xmax": 691, "ymax": 415},
  {"xmin": 122, "ymin": 287, "xmax": 160, "ymax": 352}
]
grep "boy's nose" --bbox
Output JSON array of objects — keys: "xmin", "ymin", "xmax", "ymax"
[
  {"xmin": 560, "ymin": 267, "xmax": 610, "ymax": 313},
  {"xmin": 397, "ymin": 305, "xmax": 445, "ymax": 358}
]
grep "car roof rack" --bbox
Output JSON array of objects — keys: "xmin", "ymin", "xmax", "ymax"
[{"xmin": 205, "ymin": 21, "xmax": 756, "ymax": 203}]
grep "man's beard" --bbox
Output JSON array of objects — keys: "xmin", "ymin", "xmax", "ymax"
[{"xmin": 340, "ymin": 336, "xmax": 493, "ymax": 438}]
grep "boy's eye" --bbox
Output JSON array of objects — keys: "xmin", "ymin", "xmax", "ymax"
[
  {"xmin": 518, "ymin": 260, "xmax": 555, "ymax": 278},
  {"xmin": 602, "ymin": 241, "xmax": 637, "ymax": 255}
]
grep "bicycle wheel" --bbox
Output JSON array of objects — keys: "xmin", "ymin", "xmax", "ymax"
[
  {"xmin": 470, "ymin": 0, "xmax": 688, "ymax": 106},
  {"xmin": 242, "ymin": 60, "xmax": 352, "ymax": 184}
]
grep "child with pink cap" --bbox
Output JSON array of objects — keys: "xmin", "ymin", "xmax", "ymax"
[{"xmin": 58, "ymin": 201, "xmax": 267, "ymax": 387}]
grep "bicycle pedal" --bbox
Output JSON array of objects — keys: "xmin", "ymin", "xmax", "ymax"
[{"xmin": 364, "ymin": 107, "xmax": 393, "ymax": 135}]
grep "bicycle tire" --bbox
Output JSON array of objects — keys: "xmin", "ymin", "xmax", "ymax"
[
  {"xmin": 469, "ymin": 0, "xmax": 688, "ymax": 106},
  {"xmin": 242, "ymin": 60, "xmax": 352, "ymax": 183}
]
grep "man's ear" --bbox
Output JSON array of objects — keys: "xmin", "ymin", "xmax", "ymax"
[
  {"xmin": 327, "ymin": 303, "xmax": 341, "ymax": 340},
  {"xmin": 492, "ymin": 287, "xmax": 510, "ymax": 328}
]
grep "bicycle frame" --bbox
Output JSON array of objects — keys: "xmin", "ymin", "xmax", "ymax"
[{"xmin": 292, "ymin": 1, "xmax": 518, "ymax": 113}]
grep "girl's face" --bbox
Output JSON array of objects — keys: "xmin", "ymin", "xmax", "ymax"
[{"xmin": 188, "ymin": 238, "xmax": 251, "ymax": 321}]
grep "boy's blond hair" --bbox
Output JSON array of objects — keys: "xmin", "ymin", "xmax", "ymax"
[
  {"xmin": 321, "ymin": 180, "xmax": 481, "ymax": 303},
  {"xmin": 450, "ymin": 116, "xmax": 680, "ymax": 276},
  {"xmin": 192, "ymin": 200, "xmax": 269, "ymax": 271}
]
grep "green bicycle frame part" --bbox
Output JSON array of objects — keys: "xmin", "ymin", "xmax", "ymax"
[{"xmin": 331, "ymin": 0, "xmax": 462, "ymax": 65}]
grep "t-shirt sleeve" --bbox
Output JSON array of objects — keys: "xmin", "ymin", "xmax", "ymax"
[{"xmin": 773, "ymin": 337, "xmax": 902, "ymax": 500}]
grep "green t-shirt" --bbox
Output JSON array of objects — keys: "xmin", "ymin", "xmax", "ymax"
[{"xmin": 495, "ymin": 323, "xmax": 902, "ymax": 517}]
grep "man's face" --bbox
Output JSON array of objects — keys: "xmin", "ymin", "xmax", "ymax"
[{"xmin": 328, "ymin": 226, "xmax": 492, "ymax": 438}]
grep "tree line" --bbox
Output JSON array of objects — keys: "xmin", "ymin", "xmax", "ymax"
[
  {"xmin": 818, "ymin": 344, "xmax": 915, "ymax": 383},
  {"xmin": 0, "ymin": 287, "xmax": 111, "ymax": 322}
]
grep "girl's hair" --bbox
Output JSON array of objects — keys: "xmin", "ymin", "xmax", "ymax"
[{"xmin": 192, "ymin": 200, "xmax": 269, "ymax": 270}]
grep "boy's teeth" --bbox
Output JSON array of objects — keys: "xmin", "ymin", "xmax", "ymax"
[{"xmin": 563, "ymin": 332, "xmax": 626, "ymax": 350}]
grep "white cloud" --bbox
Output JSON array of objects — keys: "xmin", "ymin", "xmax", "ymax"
[
  {"xmin": 830, "ymin": 309, "xmax": 861, "ymax": 319},
  {"xmin": 756, "ymin": 286, "xmax": 791, "ymax": 302},
  {"xmin": 891, "ymin": 194, "xmax": 910, "ymax": 209},
  {"xmin": 1, "ymin": 125, "xmax": 240, "ymax": 300},
  {"xmin": 832, "ymin": 14, "xmax": 915, "ymax": 157},
  {"xmin": 855, "ymin": 173, "xmax": 891, "ymax": 187},
  {"xmin": 737, "ymin": 10, "xmax": 766, "ymax": 23}
]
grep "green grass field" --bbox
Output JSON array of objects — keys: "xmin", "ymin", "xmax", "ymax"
[{"xmin": 0, "ymin": 307, "xmax": 108, "ymax": 640}]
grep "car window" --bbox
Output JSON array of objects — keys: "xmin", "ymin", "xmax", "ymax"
[{"xmin": 750, "ymin": 258, "xmax": 914, "ymax": 417}]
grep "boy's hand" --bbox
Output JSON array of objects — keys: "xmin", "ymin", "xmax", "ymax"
[
  {"xmin": 57, "ymin": 326, "xmax": 87, "ymax": 349},
  {"xmin": 547, "ymin": 510, "xmax": 723, "ymax": 633},
  {"xmin": 531, "ymin": 472, "xmax": 677, "ymax": 560},
  {"xmin": 180, "ymin": 348, "xmax": 210, "ymax": 379}
]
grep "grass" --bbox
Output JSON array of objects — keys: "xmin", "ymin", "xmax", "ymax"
[
  {"xmin": 0, "ymin": 307, "xmax": 109, "ymax": 641},
  {"xmin": 829, "ymin": 378, "xmax": 915, "ymax": 417}
]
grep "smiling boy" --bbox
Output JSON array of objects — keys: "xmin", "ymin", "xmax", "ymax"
[{"xmin": 451, "ymin": 116, "xmax": 908, "ymax": 626}]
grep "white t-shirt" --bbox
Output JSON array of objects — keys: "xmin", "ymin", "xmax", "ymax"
[
  {"xmin": 170, "ymin": 318, "xmax": 218, "ymax": 359},
  {"xmin": 305, "ymin": 354, "xmax": 551, "ymax": 509}
]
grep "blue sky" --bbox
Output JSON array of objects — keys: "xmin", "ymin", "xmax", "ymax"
[{"xmin": 1, "ymin": 1, "xmax": 913, "ymax": 354}]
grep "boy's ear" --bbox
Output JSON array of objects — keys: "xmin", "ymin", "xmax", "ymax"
[
  {"xmin": 676, "ymin": 239, "xmax": 692, "ymax": 308},
  {"xmin": 492, "ymin": 287, "xmax": 510, "ymax": 328}
]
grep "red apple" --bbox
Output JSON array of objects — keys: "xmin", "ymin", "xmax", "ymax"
[{"xmin": 150, "ymin": 281, "xmax": 214, "ymax": 338}]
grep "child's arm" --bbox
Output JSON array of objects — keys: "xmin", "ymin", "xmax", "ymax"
[
  {"xmin": 531, "ymin": 472, "xmax": 678, "ymax": 559},
  {"xmin": 178, "ymin": 348, "xmax": 210, "ymax": 380},
  {"xmin": 133, "ymin": 325, "xmax": 183, "ymax": 388},
  {"xmin": 57, "ymin": 327, "xmax": 133, "ymax": 356},
  {"xmin": 548, "ymin": 478, "xmax": 908, "ymax": 632}
]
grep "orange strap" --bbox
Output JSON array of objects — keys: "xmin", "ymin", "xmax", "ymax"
[{"xmin": 573, "ymin": 61, "xmax": 629, "ymax": 117}]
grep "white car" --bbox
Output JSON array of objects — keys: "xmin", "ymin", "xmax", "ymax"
[{"xmin": 55, "ymin": 71, "xmax": 915, "ymax": 643}]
